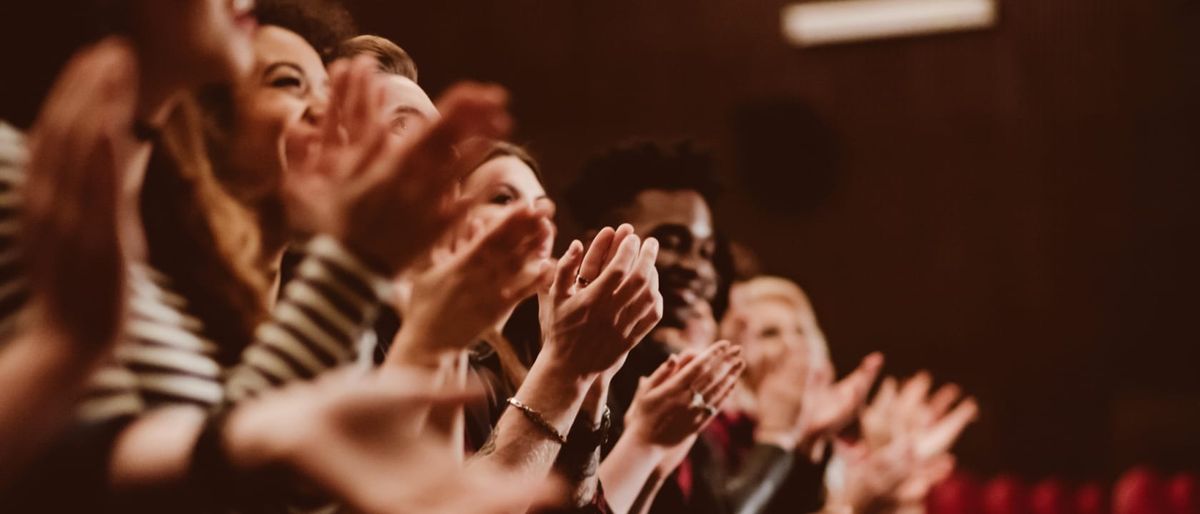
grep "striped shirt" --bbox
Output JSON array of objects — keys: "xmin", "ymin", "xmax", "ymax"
[{"xmin": 0, "ymin": 122, "xmax": 393, "ymax": 420}]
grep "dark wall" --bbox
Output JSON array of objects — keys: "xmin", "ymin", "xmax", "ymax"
[{"xmin": 344, "ymin": 0, "xmax": 1200, "ymax": 477}]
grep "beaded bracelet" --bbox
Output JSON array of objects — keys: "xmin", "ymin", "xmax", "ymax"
[{"xmin": 506, "ymin": 397, "xmax": 569, "ymax": 445}]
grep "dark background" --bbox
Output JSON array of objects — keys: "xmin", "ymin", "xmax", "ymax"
[
  {"xmin": 3, "ymin": 0, "xmax": 1200, "ymax": 480},
  {"xmin": 340, "ymin": 0, "xmax": 1200, "ymax": 479}
]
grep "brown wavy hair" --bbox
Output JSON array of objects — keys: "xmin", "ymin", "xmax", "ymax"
[
  {"xmin": 462, "ymin": 140, "xmax": 547, "ymax": 391},
  {"xmin": 140, "ymin": 95, "xmax": 269, "ymax": 364}
]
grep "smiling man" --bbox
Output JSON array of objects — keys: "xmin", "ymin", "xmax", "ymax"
[{"xmin": 567, "ymin": 141, "xmax": 722, "ymax": 347}]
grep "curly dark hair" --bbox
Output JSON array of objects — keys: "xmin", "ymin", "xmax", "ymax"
[
  {"xmin": 565, "ymin": 140, "xmax": 721, "ymax": 230},
  {"xmin": 255, "ymin": 0, "xmax": 358, "ymax": 63}
]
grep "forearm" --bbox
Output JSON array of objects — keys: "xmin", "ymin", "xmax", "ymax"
[
  {"xmin": 599, "ymin": 433, "xmax": 668, "ymax": 514},
  {"xmin": 554, "ymin": 380, "xmax": 609, "ymax": 508},
  {"xmin": 108, "ymin": 407, "xmax": 207, "ymax": 491},
  {"xmin": 468, "ymin": 356, "xmax": 590, "ymax": 480}
]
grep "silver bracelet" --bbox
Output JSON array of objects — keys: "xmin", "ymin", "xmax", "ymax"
[{"xmin": 506, "ymin": 397, "xmax": 569, "ymax": 445}]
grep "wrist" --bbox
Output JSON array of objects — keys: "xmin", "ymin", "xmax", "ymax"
[
  {"xmin": 753, "ymin": 426, "xmax": 801, "ymax": 451},
  {"xmin": 386, "ymin": 321, "xmax": 455, "ymax": 370},
  {"xmin": 509, "ymin": 355, "xmax": 594, "ymax": 436},
  {"xmin": 221, "ymin": 404, "xmax": 299, "ymax": 473},
  {"xmin": 581, "ymin": 378, "xmax": 610, "ymax": 425}
]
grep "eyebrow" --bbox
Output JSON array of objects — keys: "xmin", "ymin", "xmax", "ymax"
[
  {"xmin": 392, "ymin": 106, "xmax": 430, "ymax": 119},
  {"xmin": 262, "ymin": 62, "xmax": 305, "ymax": 79}
]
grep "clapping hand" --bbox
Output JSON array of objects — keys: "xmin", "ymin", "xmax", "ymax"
[
  {"xmin": 538, "ymin": 224, "xmax": 664, "ymax": 381},
  {"xmin": 23, "ymin": 37, "xmax": 140, "ymax": 349},
  {"xmin": 284, "ymin": 56, "xmax": 513, "ymax": 276},
  {"xmin": 389, "ymin": 199, "xmax": 556, "ymax": 366}
]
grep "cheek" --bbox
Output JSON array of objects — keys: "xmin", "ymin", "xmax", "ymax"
[
  {"xmin": 227, "ymin": 96, "xmax": 301, "ymax": 193},
  {"xmin": 468, "ymin": 205, "xmax": 507, "ymax": 229}
]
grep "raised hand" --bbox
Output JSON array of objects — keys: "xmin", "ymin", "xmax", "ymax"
[
  {"xmin": 600, "ymin": 343, "xmax": 745, "ymax": 514},
  {"xmin": 22, "ymin": 37, "xmax": 140, "ymax": 349},
  {"xmin": 826, "ymin": 437, "xmax": 920, "ymax": 514},
  {"xmin": 801, "ymin": 352, "xmax": 885, "ymax": 442},
  {"xmin": 538, "ymin": 224, "xmax": 664, "ymax": 381},
  {"xmin": 387, "ymin": 199, "xmax": 556, "ymax": 366},
  {"xmin": 624, "ymin": 342, "xmax": 744, "ymax": 449},
  {"xmin": 285, "ymin": 56, "xmax": 513, "ymax": 276},
  {"xmin": 854, "ymin": 372, "xmax": 980, "ymax": 507}
]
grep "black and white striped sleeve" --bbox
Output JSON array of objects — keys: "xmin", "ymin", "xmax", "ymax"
[
  {"xmin": 0, "ymin": 123, "xmax": 29, "ymax": 343},
  {"xmin": 225, "ymin": 235, "xmax": 393, "ymax": 401}
]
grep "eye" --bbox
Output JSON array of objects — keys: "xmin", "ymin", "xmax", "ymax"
[
  {"xmin": 489, "ymin": 192, "xmax": 516, "ymax": 205},
  {"xmin": 659, "ymin": 233, "xmax": 685, "ymax": 249},
  {"xmin": 270, "ymin": 76, "xmax": 303, "ymax": 90},
  {"xmin": 759, "ymin": 326, "xmax": 781, "ymax": 339},
  {"xmin": 699, "ymin": 239, "xmax": 717, "ymax": 259}
]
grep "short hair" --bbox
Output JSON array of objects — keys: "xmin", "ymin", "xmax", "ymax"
[
  {"xmin": 334, "ymin": 35, "xmax": 419, "ymax": 83},
  {"xmin": 254, "ymin": 0, "xmax": 357, "ymax": 63},
  {"xmin": 566, "ymin": 140, "xmax": 720, "ymax": 230}
]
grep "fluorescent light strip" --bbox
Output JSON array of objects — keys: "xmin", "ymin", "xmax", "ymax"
[{"xmin": 782, "ymin": 0, "xmax": 997, "ymax": 47}]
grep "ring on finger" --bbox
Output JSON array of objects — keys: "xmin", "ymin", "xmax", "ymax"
[{"xmin": 689, "ymin": 390, "xmax": 707, "ymax": 410}]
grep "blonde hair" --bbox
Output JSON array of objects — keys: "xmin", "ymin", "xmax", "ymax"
[{"xmin": 726, "ymin": 276, "xmax": 830, "ymax": 365}]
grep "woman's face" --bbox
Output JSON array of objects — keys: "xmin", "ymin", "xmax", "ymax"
[
  {"xmin": 733, "ymin": 298, "xmax": 814, "ymax": 386},
  {"xmin": 462, "ymin": 156, "xmax": 547, "ymax": 220},
  {"xmin": 225, "ymin": 25, "xmax": 328, "ymax": 202},
  {"xmin": 137, "ymin": 0, "xmax": 258, "ymax": 84},
  {"xmin": 461, "ymin": 156, "xmax": 552, "ymax": 255}
]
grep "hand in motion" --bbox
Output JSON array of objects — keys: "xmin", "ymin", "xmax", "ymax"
[
  {"xmin": 285, "ymin": 56, "xmax": 513, "ymax": 275},
  {"xmin": 802, "ymin": 352, "xmax": 885, "ymax": 442},
  {"xmin": 625, "ymin": 342, "xmax": 745, "ymax": 449},
  {"xmin": 22, "ymin": 37, "xmax": 140, "ymax": 349},
  {"xmin": 390, "ymin": 199, "xmax": 556, "ymax": 365},
  {"xmin": 538, "ymin": 224, "xmax": 664, "ymax": 380},
  {"xmin": 826, "ymin": 436, "xmax": 921, "ymax": 514},
  {"xmin": 859, "ymin": 372, "xmax": 979, "ymax": 504},
  {"xmin": 225, "ymin": 367, "xmax": 566, "ymax": 514}
]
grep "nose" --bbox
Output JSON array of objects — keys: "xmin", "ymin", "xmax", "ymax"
[{"xmin": 303, "ymin": 88, "xmax": 330, "ymax": 126}]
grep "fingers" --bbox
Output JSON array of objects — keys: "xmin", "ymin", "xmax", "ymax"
[
  {"xmin": 551, "ymin": 240, "xmax": 585, "ymax": 295},
  {"xmin": 323, "ymin": 59, "xmax": 351, "ymax": 146},
  {"xmin": 660, "ymin": 341, "xmax": 729, "ymax": 393},
  {"xmin": 705, "ymin": 359, "xmax": 744, "ymax": 408},
  {"xmin": 840, "ymin": 352, "xmax": 885, "ymax": 402},
  {"xmin": 602, "ymin": 223, "xmax": 636, "ymax": 268},
  {"xmin": 589, "ymin": 233, "xmax": 640, "ymax": 294},
  {"xmin": 917, "ymin": 397, "xmax": 978, "ymax": 459},
  {"xmin": 925, "ymin": 382, "xmax": 963, "ymax": 421},
  {"xmin": 612, "ymin": 237, "xmax": 659, "ymax": 306},
  {"xmin": 701, "ymin": 354, "xmax": 745, "ymax": 401},
  {"xmin": 646, "ymin": 355, "xmax": 681, "ymax": 389},
  {"xmin": 576, "ymin": 226, "xmax": 616, "ymax": 286},
  {"xmin": 693, "ymin": 343, "xmax": 741, "ymax": 398}
]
